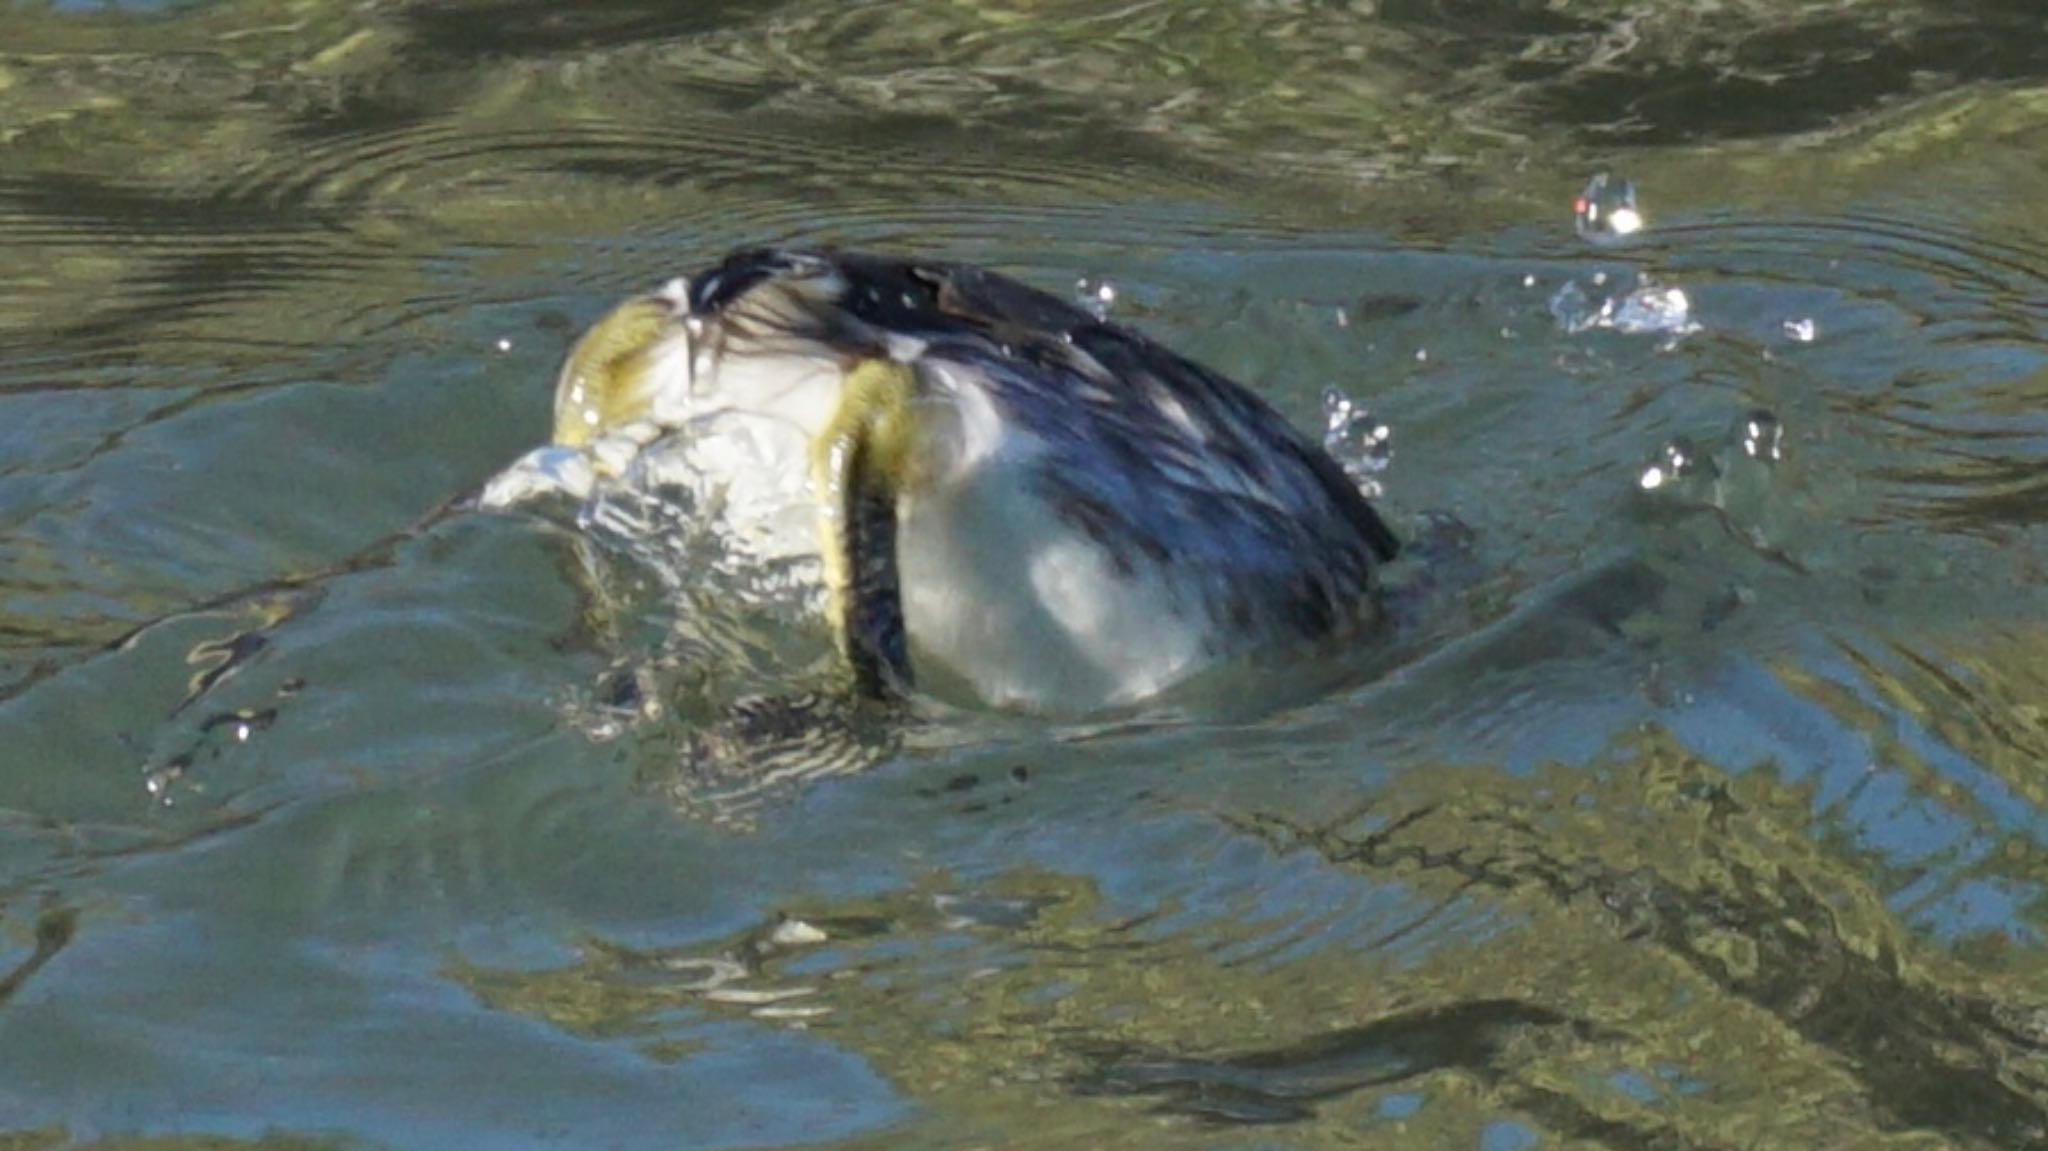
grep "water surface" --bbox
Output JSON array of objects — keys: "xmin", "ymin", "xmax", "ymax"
[{"xmin": 5, "ymin": 2, "xmax": 2048, "ymax": 1148}]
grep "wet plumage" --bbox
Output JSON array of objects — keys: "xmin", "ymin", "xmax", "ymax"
[{"xmin": 489, "ymin": 248, "xmax": 1400, "ymax": 714}]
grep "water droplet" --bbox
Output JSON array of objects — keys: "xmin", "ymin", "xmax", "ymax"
[
  {"xmin": 142, "ymin": 762, "xmax": 185, "ymax": 807},
  {"xmin": 1073, "ymin": 276, "xmax": 1116, "ymax": 320},
  {"xmin": 1637, "ymin": 411, "xmax": 1796, "ymax": 563},
  {"xmin": 1637, "ymin": 437, "xmax": 1713, "ymax": 498},
  {"xmin": 1574, "ymin": 172, "xmax": 1644, "ymax": 245},
  {"xmin": 1740, "ymin": 409, "xmax": 1785, "ymax": 463},
  {"xmin": 1711, "ymin": 409, "xmax": 1799, "ymax": 562},
  {"xmin": 1782, "ymin": 317, "xmax": 1817, "ymax": 343}
]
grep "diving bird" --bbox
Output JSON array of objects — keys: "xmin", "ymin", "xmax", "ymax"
[{"xmin": 486, "ymin": 249, "xmax": 1400, "ymax": 715}]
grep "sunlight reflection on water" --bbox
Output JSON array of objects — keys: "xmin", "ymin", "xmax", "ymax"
[{"xmin": 4, "ymin": 2, "xmax": 2048, "ymax": 1149}]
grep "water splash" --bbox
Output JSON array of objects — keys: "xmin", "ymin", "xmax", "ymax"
[
  {"xmin": 1322, "ymin": 386, "xmax": 1393, "ymax": 498},
  {"xmin": 1558, "ymin": 174, "xmax": 1696, "ymax": 346},
  {"xmin": 478, "ymin": 443, "xmax": 599, "ymax": 511},
  {"xmin": 1637, "ymin": 409, "xmax": 1801, "ymax": 566},
  {"xmin": 1639, "ymin": 410, "xmax": 1789, "ymax": 501},
  {"xmin": 1550, "ymin": 272, "xmax": 1700, "ymax": 341}
]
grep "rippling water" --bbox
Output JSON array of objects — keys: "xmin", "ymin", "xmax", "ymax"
[{"xmin": 6, "ymin": 2, "xmax": 2048, "ymax": 1148}]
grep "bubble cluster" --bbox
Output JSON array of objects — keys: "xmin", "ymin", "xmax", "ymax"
[{"xmin": 1322, "ymin": 386, "xmax": 1393, "ymax": 497}]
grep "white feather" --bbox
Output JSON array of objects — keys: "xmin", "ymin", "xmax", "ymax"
[{"xmin": 896, "ymin": 370, "xmax": 1208, "ymax": 712}]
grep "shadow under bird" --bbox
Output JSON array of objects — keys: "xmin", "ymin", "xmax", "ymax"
[{"xmin": 486, "ymin": 248, "xmax": 1401, "ymax": 716}]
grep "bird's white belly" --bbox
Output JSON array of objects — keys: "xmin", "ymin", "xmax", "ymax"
[
  {"xmin": 897, "ymin": 466, "xmax": 1209, "ymax": 714},
  {"xmin": 683, "ymin": 410, "xmax": 1209, "ymax": 712}
]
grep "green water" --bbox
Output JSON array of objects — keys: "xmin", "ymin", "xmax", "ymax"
[{"xmin": 6, "ymin": 2, "xmax": 2048, "ymax": 1148}]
